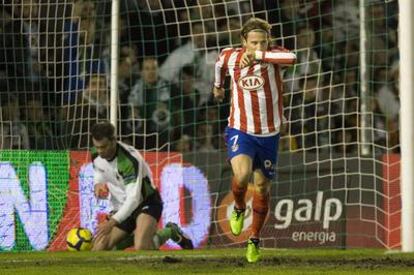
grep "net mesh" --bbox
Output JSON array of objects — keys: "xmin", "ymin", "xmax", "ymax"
[{"xmin": 0, "ymin": 0, "xmax": 400, "ymax": 250}]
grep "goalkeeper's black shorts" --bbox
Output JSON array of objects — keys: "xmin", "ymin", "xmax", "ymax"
[{"xmin": 114, "ymin": 192, "xmax": 163, "ymax": 234}]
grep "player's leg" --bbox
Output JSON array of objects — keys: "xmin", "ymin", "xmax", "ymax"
[
  {"xmin": 92, "ymin": 226, "xmax": 129, "ymax": 251},
  {"xmin": 133, "ymin": 193, "xmax": 164, "ymax": 250},
  {"xmin": 129, "ymin": 192, "xmax": 193, "ymax": 250},
  {"xmin": 225, "ymin": 128, "xmax": 255, "ymax": 236},
  {"xmin": 251, "ymin": 169, "xmax": 271, "ymax": 239},
  {"xmin": 246, "ymin": 133, "xmax": 279, "ymax": 263},
  {"xmin": 230, "ymin": 154, "xmax": 253, "ymax": 209},
  {"xmin": 229, "ymin": 155, "xmax": 253, "ymax": 236},
  {"xmin": 151, "ymin": 222, "xmax": 194, "ymax": 249},
  {"xmin": 134, "ymin": 213, "xmax": 158, "ymax": 250},
  {"xmin": 164, "ymin": 222, "xmax": 194, "ymax": 249},
  {"xmin": 245, "ymin": 170, "xmax": 271, "ymax": 263}
]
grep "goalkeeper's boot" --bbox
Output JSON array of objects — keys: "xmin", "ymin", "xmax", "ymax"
[
  {"xmin": 166, "ymin": 222, "xmax": 194, "ymax": 249},
  {"xmin": 230, "ymin": 208, "xmax": 245, "ymax": 236},
  {"xmin": 246, "ymin": 238, "xmax": 260, "ymax": 263}
]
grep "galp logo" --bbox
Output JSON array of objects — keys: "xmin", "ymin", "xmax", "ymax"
[{"xmin": 238, "ymin": 75, "xmax": 264, "ymax": 91}]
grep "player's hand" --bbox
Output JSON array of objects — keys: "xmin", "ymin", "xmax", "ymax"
[
  {"xmin": 95, "ymin": 218, "xmax": 117, "ymax": 240},
  {"xmin": 213, "ymin": 86, "xmax": 225, "ymax": 103},
  {"xmin": 94, "ymin": 183, "xmax": 109, "ymax": 199},
  {"xmin": 240, "ymin": 49, "xmax": 255, "ymax": 69}
]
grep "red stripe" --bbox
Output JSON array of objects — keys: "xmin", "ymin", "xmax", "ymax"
[
  {"xmin": 220, "ymin": 50, "xmax": 233, "ymax": 87},
  {"xmin": 262, "ymin": 66, "xmax": 275, "ymax": 133},
  {"xmin": 248, "ymin": 66, "xmax": 261, "ymax": 134},
  {"xmin": 273, "ymin": 65, "xmax": 284, "ymax": 130},
  {"xmin": 234, "ymin": 50, "xmax": 247, "ymax": 132},
  {"xmin": 229, "ymin": 95, "xmax": 235, "ymax": 128}
]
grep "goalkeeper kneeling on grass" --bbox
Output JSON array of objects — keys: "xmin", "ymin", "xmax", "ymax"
[{"xmin": 90, "ymin": 121, "xmax": 193, "ymax": 251}]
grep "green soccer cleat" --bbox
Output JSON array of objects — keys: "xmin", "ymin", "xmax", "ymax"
[
  {"xmin": 246, "ymin": 238, "xmax": 260, "ymax": 263},
  {"xmin": 166, "ymin": 222, "xmax": 194, "ymax": 249},
  {"xmin": 230, "ymin": 208, "xmax": 245, "ymax": 236}
]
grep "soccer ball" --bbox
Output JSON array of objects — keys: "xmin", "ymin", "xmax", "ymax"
[{"xmin": 66, "ymin": 228, "xmax": 93, "ymax": 251}]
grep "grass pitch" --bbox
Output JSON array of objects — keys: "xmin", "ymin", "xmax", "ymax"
[{"xmin": 1, "ymin": 249, "xmax": 414, "ymax": 274}]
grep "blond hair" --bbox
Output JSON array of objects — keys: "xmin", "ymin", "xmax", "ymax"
[{"xmin": 240, "ymin": 17, "xmax": 272, "ymax": 41}]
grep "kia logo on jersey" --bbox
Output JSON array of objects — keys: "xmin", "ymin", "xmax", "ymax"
[{"xmin": 238, "ymin": 75, "xmax": 265, "ymax": 91}]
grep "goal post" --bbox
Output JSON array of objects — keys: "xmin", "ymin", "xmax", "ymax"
[{"xmin": 398, "ymin": 0, "xmax": 414, "ymax": 253}]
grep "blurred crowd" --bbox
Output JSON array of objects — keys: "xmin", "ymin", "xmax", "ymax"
[{"xmin": 0, "ymin": 0, "xmax": 399, "ymax": 155}]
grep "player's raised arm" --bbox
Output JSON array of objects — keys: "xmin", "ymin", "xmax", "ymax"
[
  {"xmin": 240, "ymin": 48, "xmax": 296, "ymax": 68},
  {"xmin": 255, "ymin": 48, "xmax": 296, "ymax": 65}
]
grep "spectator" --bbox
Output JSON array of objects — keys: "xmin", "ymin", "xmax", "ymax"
[
  {"xmin": 196, "ymin": 102, "xmax": 222, "ymax": 151},
  {"xmin": 66, "ymin": 72, "xmax": 109, "ymax": 148},
  {"xmin": 275, "ymin": 0, "xmax": 306, "ymax": 49},
  {"xmin": 11, "ymin": 0, "xmax": 46, "ymax": 83},
  {"xmin": 63, "ymin": 0, "xmax": 106, "ymax": 104},
  {"xmin": 0, "ymin": 95, "xmax": 30, "ymax": 149},
  {"xmin": 128, "ymin": 57, "xmax": 176, "ymax": 150},
  {"xmin": 171, "ymin": 65, "xmax": 201, "ymax": 139},
  {"xmin": 375, "ymin": 61, "xmax": 400, "ymax": 153},
  {"xmin": 290, "ymin": 75, "xmax": 327, "ymax": 150},
  {"xmin": 285, "ymin": 25, "xmax": 321, "ymax": 92},
  {"xmin": 82, "ymin": 73, "xmax": 109, "ymax": 118},
  {"xmin": 295, "ymin": 25, "xmax": 321, "ymax": 75},
  {"xmin": 159, "ymin": 21, "xmax": 218, "ymax": 105},
  {"xmin": 116, "ymin": 45, "xmax": 139, "ymax": 104},
  {"xmin": 331, "ymin": 0, "xmax": 359, "ymax": 43},
  {"xmin": 0, "ymin": 7, "xmax": 30, "ymax": 88},
  {"xmin": 376, "ymin": 61, "xmax": 399, "ymax": 122},
  {"xmin": 173, "ymin": 134, "xmax": 193, "ymax": 153},
  {"xmin": 126, "ymin": 0, "xmax": 177, "ymax": 63},
  {"xmin": 367, "ymin": 2, "xmax": 398, "ymax": 68},
  {"xmin": 195, "ymin": 122, "xmax": 217, "ymax": 153},
  {"xmin": 24, "ymin": 95, "xmax": 55, "ymax": 149},
  {"xmin": 217, "ymin": 16, "xmax": 242, "ymax": 47}
]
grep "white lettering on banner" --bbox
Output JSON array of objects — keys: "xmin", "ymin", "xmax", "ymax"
[
  {"xmin": 274, "ymin": 191, "xmax": 343, "ymax": 229},
  {"xmin": 160, "ymin": 163, "xmax": 211, "ymax": 248},
  {"xmin": 291, "ymin": 231, "xmax": 336, "ymax": 245},
  {"xmin": 78, "ymin": 163, "xmax": 111, "ymax": 234},
  {"xmin": 0, "ymin": 162, "xmax": 48, "ymax": 250},
  {"xmin": 0, "ymin": 160, "xmax": 211, "ymax": 250}
]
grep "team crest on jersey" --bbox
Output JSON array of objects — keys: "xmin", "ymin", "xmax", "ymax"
[{"xmin": 238, "ymin": 75, "xmax": 265, "ymax": 91}]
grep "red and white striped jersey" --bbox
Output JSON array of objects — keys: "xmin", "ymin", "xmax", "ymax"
[{"xmin": 214, "ymin": 46, "xmax": 296, "ymax": 136}]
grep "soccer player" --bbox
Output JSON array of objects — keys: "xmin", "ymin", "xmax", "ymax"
[
  {"xmin": 213, "ymin": 18, "xmax": 296, "ymax": 262},
  {"xmin": 90, "ymin": 121, "xmax": 193, "ymax": 251}
]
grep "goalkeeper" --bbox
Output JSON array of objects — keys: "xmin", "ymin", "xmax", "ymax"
[
  {"xmin": 213, "ymin": 17, "xmax": 296, "ymax": 262},
  {"xmin": 90, "ymin": 121, "xmax": 193, "ymax": 251}
]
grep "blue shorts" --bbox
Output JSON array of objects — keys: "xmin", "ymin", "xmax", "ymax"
[{"xmin": 224, "ymin": 127, "xmax": 280, "ymax": 179}]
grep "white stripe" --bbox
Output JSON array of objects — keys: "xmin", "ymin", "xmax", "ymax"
[
  {"xmin": 227, "ymin": 51, "xmax": 239, "ymax": 67},
  {"xmin": 265, "ymin": 52, "xmax": 296, "ymax": 61},
  {"xmin": 228, "ymin": 52, "xmax": 243, "ymax": 129},
  {"xmin": 244, "ymin": 89, "xmax": 254, "ymax": 133},
  {"xmin": 255, "ymin": 64, "xmax": 270, "ymax": 134},
  {"xmin": 239, "ymin": 68, "xmax": 254, "ymax": 133},
  {"xmin": 228, "ymin": 53, "xmax": 240, "ymax": 129},
  {"xmin": 214, "ymin": 52, "xmax": 226, "ymax": 87},
  {"xmin": 232, "ymin": 83, "xmax": 240, "ymax": 129}
]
